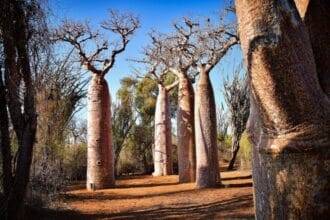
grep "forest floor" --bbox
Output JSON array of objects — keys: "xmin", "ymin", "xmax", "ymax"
[{"xmin": 28, "ymin": 168, "xmax": 254, "ymax": 220}]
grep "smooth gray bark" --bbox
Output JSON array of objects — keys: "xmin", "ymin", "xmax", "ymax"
[{"xmin": 153, "ymin": 84, "xmax": 173, "ymax": 176}]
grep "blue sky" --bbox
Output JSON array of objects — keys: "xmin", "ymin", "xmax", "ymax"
[{"xmin": 51, "ymin": 0, "xmax": 242, "ymax": 118}]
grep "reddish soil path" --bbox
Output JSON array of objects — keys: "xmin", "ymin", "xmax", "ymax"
[{"xmin": 29, "ymin": 170, "xmax": 254, "ymax": 219}]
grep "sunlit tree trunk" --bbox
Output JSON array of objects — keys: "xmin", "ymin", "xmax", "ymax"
[
  {"xmin": 236, "ymin": 0, "xmax": 330, "ymax": 218},
  {"xmin": 177, "ymin": 72, "xmax": 196, "ymax": 183},
  {"xmin": 195, "ymin": 67, "xmax": 219, "ymax": 188},
  {"xmin": 153, "ymin": 84, "xmax": 173, "ymax": 176},
  {"xmin": 246, "ymin": 95, "xmax": 269, "ymax": 217},
  {"xmin": 227, "ymin": 133, "xmax": 239, "ymax": 170},
  {"xmin": 87, "ymin": 74, "xmax": 114, "ymax": 190}
]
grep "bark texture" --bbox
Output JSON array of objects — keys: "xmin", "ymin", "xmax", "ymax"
[
  {"xmin": 247, "ymin": 95, "xmax": 271, "ymax": 218},
  {"xmin": 153, "ymin": 84, "xmax": 173, "ymax": 176},
  {"xmin": 0, "ymin": 0, "xmax": 38, "ymax": 218},
  {"xmin": 177, "ymin": 73, "xmax": 196, "ymax": 183},
  {"xmin": 195, "ymin": 68, "xmax": 219, "ymax": 188},
  {"xmin": 0, "ymin": 69, "xmax": 12, "ymax": 196},
  {"xmin": 87, "ymin": 74, "xmax": 114, "ymax": 190},
  {"xmin": 236, "ymin": 0, "xmax": 330, "ymax": 218},
  {"xmin": 227, "ymin": 135, "xmax": 239, "ymax": 170}
]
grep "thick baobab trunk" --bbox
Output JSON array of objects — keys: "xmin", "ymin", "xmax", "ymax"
[
  {"xmin": 87, "ymin": 74, "xmax": 114, "ymax": 190},
  {"xmin": 153, "ymin": 84, "xmax": 173, "ymax": 176},
  {"xmin": 177, "ymin": 73, "xmax": 196, "ymax": 183},
  {"xmin": 236, "ymin": 0, "xmax": 330, "ymax": 218},
  {"xmin": 195, "ymin": 68, "xmax": 219, "ymax": 188}
]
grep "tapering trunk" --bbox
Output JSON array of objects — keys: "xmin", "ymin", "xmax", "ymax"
[
  {"xmin": 87, "ymin": 74, "xmax": 114, "ymax": 190},
  {"xmin": 236, "ymin": 0, "xmax": 330, "ymax": 218},
  {"xmin": 153, "ymin": 84, "xmax": 173, "ymax": 176},
  {"xmin": 177, "ymin": 73, "xmax": 196, "ymax": 183},
  {"xmin": 227, "ymin": 134, "xmax": 239, "ymax": 170},
  {"xmin": 195, "ymin": 68, "xmax": 219, "ymax": 188}
]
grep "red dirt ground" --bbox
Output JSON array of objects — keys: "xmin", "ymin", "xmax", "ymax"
[{"xmin": 28, "ymin": 170, "xmax": 254, "ymax": 219}]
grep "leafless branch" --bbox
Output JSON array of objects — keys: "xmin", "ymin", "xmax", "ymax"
[
  {"xmin": 54, "ymin": 10, "xmax": 139, "ymax": 77},
  {"xmin": 101, "ymin": 10, "xmax": 140, "ymax": 75}
]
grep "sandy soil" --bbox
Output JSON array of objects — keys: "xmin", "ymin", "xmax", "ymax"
[{"xmin": 28, "ymin": 170, "xmax": 254, "ymax": 219}]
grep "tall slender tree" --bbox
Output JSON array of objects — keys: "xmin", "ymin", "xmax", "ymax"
[
  {"xmin": 112, "ymin": 77, "xmax": 136, "ymax": 175},
  {"xmin": 55, "ymin": 11, "xmax": 139, "ymax": 190},
  {"xmin": 223, "ymin": 69, "xmax": 249, "ymax": 171},
  {"xmin": 236, "ymin": 0, "xmax": 330, "ymax": 218},
  {"xmin": 0, "ymin": 0, "xmax": 39, "ymax": 218}
]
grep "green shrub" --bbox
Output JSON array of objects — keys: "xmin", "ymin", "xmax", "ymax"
[
  {"xmin": 218, "ymin": 134, "xmax": 232, "ymax": 162},
  {"xmin": 238, "ymin": 132, "xmax": 252, "ymax": 169}
]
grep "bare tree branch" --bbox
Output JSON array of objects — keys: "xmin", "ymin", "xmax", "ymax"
[
  {"xmin": 101, "ymin": 10, "xmax": 140, "ymax": 75},
  {"xmin": 54, "ymin": 10, "xmax": 139, "ymax": 77}
]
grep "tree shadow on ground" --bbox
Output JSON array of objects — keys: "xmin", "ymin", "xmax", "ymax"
[
  {"xmin": 222, "ymin": 174, "xmax": 252, "ymax": 181},
  {"xmin": 115, "ymin": 181, "xmax": 181, "ymax": 189},
  {"xmin": 27, "ymin": 194, "xmax": 254, "ymax": 220},
  {"xmin": 65, "ymin": 176, "xmax": 179, "ymax": 191},
  {"xmin": 62, "ymin": 188, "xmax": 199, "ymax": 201},
  {"xmin": 63, "ymin": 182, "xmax": 252, "ymax": 201}
]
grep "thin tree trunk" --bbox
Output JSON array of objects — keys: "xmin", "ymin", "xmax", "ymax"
[
  {"xmin": 227, "ymin": 134, "xmax": 239, "ymax": 170},
  {"xmin": 0, "ymin": 70, "xmax": 12, "ymax": 196},
  {"xmin": 195, "ymin": 67, "xmax": 219, "ymax": 188},
  {"xmin": 153, "ymin": 84, "xmax": 173, "ymax": 176},
  {"xmin": 177, "ymin": 73, "xmax": 196, "ymax": 183},
  {"xmin": 246, "ymin": 95, "xmax": 269, "ymax": 216},
  {"xmin": 1, "ymin": 1, "xmax": 38, "ymax": 218},
  {"xmin": 236, "ymin": 0, "xmax": 330, "ymax": 218},
  {"xmin": 87, "ymin": 74, "xmax": 114, "ymax": 190},
  {"xmin": 114, "ymin": 154, "xmax": 120, "ymax": 177}
]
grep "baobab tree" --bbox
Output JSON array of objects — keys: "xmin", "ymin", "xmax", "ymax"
[
  {"xmin": 55, "ymin": 11, "xmax": 139, "ymax": 190},
  {"xmin": 153, "ymin": 78, "xmax": 178, "ymax": 176},
  {"xmin": 236, "ymin": 0, "xmax": 330, "ymax": 218},
  {"xmin": 151, "ymin": 69, "xmax": 178, "ymax": 176},
  {"xmin": 142, "ymin": 30, "xmax": 194, "ymax": 180},
  {"xmin": 167, "ymin": 19, "xmax": 200, "ymax": 183},
  {"xmin": 193, "ymin": 16, "xmax": 238, "ymax": 188},
  {"xmin": 138, "ymin": 38, "xmax": 179, "ymax": 176},
  {"xmin": 223, "ymin": 68, "xmax": 249, "ymax": 171}
]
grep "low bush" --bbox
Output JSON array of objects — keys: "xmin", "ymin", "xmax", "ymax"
[{"xmin": 238, "ymin": 132, "xmax": 252, "ymax": 170}]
